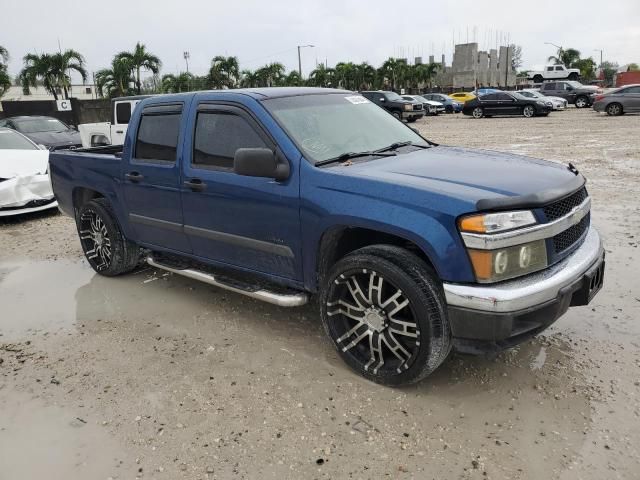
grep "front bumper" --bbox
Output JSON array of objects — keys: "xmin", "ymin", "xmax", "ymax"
[
  {"xmin": 443, "ymin": 226, "xmax": 604, "ymax": 353},
  {"xmin": 402, "ymin": 110, "xmax": 425, "ymax": 120}
]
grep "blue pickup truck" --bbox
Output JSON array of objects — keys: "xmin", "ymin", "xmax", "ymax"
[{"xmin": 49, "ymin": 87, "xmax": 605, "ymax": 385}]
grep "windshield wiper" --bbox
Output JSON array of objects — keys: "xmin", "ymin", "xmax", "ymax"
[
  {"xmin": 374, "ymin": 141, "xmax": 430, "ymax": 153},
  {"xmin": 316, "ymin": 151, "xmax": 397, "ymax": 167}
]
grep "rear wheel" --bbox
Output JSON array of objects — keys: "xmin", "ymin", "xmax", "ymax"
[
  {"xmin": 472, "ymin": 107, "xmax": 484, "ymax": 119},
  {"xmin": 568, "ymin": 72, "xmax": 579, "ymax": 81},
  {"xmin": 606, "ymin": 102, "xmax": 623, "ymax": 116},
  {"xmin": 320, "ymin": 245, "xmax": 452, "ymax": 386},
  {"xmin": 407, "ymin": 117, "xmax": 417, "ymax": 123},
  {"xmin": 575, "ymin": 96, "xmax": 588, "ymax": 108},
  {"xmin": 523, "ymin": 105, "xmax": 536, "ymax": 117},
  {"xmin": 77, "ymin": 198, "xmax": 140, "ymax": 276}
]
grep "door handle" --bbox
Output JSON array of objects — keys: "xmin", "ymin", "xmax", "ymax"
[
  {"xmin": 125, "ymin": 172, "xmax": 144, "ymax": 182},
  {"xmin": 183, "ymin": 178, "xmax": 207, "ymax": 192},
  {"xmin": 115, "ymin": 130, "xmax": 124, "ymax": 134}
]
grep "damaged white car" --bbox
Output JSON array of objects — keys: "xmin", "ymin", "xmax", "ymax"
[{"xmin": 0, "ymin": 127, "xmax": 57, "ymax": 217}]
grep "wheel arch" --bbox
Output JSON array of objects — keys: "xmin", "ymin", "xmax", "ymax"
[
  {"xmin": 316, "ymin": 225, "xmax": 439, "ymax": 290},
  {"xmin": 72, "ymin": 187, "xmax": 105, "ymax": 217}
]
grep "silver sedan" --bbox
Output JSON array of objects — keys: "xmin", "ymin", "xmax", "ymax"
[{"xmin": 593, "ymin": 84, "xmax": 640, "ymax": 116}]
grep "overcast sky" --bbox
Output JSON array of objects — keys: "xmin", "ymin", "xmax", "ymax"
[{"xmin": 3, "ymin": 0, "xmax": 639, "ymax": 82}]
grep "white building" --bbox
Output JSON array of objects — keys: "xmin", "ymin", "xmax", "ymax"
[{"xmin": 1, "ymin": 83, "xmax": 98, "ymax": 101}]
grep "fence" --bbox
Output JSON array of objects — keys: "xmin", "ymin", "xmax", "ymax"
[{"xmin": 0, "ymin": 98, "xmax": 111, "ymax": 126}]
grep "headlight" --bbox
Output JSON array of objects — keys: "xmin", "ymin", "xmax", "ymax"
[
  {"xmin": 467, "ymin": 240, "xmax": 548, "ymax": 282},
  {"xmin": 404, "ymin": 104, "xmax": 413, "ymax": 111},
  {"xmin": 458, "ymin": 210, "xmax": 536, "ymax": 234},
  {"xmin": 536, "ymin": 100, "xmax": 547, "ymax": 106}
]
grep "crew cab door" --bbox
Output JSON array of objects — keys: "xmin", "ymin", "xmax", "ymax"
[
  {"xmin": 122, "ymin": 102, "xmax": 191, "ymax": 252},
  {"xmin": 180, "ymin": 102, "xmax": 301, "ymax": 280}
]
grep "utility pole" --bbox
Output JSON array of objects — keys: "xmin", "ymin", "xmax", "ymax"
[
  {"xmin": 594, "ymin": 49, "xmax": 603, "ymax": 67},
  {"xmin": 297, "ymin": 44, "xmax": 314, "ymax": 78},
  {"xmin": 183, "ymin": 51, "xmax": 190, "ymax": 73}
]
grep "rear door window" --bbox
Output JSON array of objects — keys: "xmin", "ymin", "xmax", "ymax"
[
  {"xmin": 115, "ymin": 102, "xmax": 132, "ymax": 125},
  {"xmin": 135, "ymin": 109, "xmax": 182, "ymax": 163}
]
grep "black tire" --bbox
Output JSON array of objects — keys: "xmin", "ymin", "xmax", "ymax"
[
  {"xmin": 574, "ymin": 95, "xmax": 589, "ymax": 108},
  {"xmin": 533, "ymin": 74, "xmax": 543, "ymax": 83},
  {"xmin": 568, "ymin": 72, "xmax": 579, "ymax": 81},
  {"xmin": 320, "ymin": 245, "xmax": 452, "ymax": 386},
  {"xmin": 76, "ymin": 198, "xmax": 140, "ymax": 276},
  {"xmin": 392, "ymin": 110, "xmax": 402, "ymax": 121},
  {"xmin": 472, "ymin": 106, "xmax": 484, "ymax": 119},
  {"xmin": 407, "ymin": 118, "xmax": 417, "ymax": 123},
  {"xmin": 523, "ymin": 104, "xmax": 536, "ymax": 118},
  {"xmin": 606, "ymin": 102, "xmax": 623, "ymax": 116},
  {"xmin": 445, "ymin": 105, "xmax": 453, "ymax": 113}
]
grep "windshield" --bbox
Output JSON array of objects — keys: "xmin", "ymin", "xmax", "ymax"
[
  {"xmin": 14, "ymin": 117, "xmax": 69, "ymax": 134},
  {"xmin": 384, "ymin": 92, "xmax": 404, "ymax": 101},
  {"xmin": 0, "ymin": 129, "xmax": 39, "ymax": 150},
  {"xmin": 567, "ymin": 81, "xmax": 583, "ymax": 89},
  {"xmin": 263, "ymin": 94, "xmax": 428, "ymax": 164}
]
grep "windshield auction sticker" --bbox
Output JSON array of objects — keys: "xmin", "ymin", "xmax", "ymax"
[{"xmin": 344, "ymin": 95, "xmax": 369, "ymax": 104}]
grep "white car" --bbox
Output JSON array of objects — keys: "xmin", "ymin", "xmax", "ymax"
[
  {"xmin": 0, "ymin": 127, "xmax": 57, "ymax": 217},
  {"xmin": 518, "ymin": 89, "xmax": 568, "ymax": 110},
  {"xmin": 402, "ymin": 95, "xmax": 444, "ymax": 115}
]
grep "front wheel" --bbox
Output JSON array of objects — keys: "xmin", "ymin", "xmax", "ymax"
[
  {"xmin": 77, "ymin": 198, "xmax": 140, "ymax": 276},
  {"xmin": 472, "ymin": 107, "xmax": 484, "ymax": 119},
  {"xmin": 575, "ymin": 96, "xmax": 588, "ymax": 108},
  {"xmin": 407, "ymin": 117, "xmax": 417, "ymax": 123},
  {"xmin": 568, "ymin": 72, "xmax": 579, "ymax": 81},
  {"xmin": 523, "ymin": 105, "xmax": 536, "ymax": 117},
  {"xmin": 320, "ymin": 245, "xmax": 452, "ymax": 386},
  {"xmin": 533, "ymin": 74, "xmax": 543, "ymax": 83},
  {"xmin": 606, "ymin": 102, "xmax": 623, "ymax": 116}
]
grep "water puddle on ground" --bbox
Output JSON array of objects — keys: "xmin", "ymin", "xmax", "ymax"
[
  {"xmin": 0, "ymin": 389, "xmax": 128, "ymax": 479},
  {"xmin": 0, "ymin": 260, "xmax": 95, "ymax": 341}
]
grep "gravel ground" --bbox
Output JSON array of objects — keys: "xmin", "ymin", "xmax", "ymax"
[{"xmin": 1, "ymin": 107, "xmax": 639, "ymax": 479}]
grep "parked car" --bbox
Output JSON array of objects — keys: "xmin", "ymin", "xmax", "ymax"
[
  {"xmin": 401, "ymin": 95, "xmax": 442, "ymax": 115},
  {"xmin": 0, "ymin": 116, "xmax": 81, "ymax": 150},
  {"xmin": 449, "ymin": 91, "xmax": 476, "ymax": 104},
  {"xmin": 360, "ymin": 90, "xmax": 424, "ymax": 122},
  {"xmin": 592, "ymin": 84, "xmax": 640, "ymax": 116},
  {"xmin": 0, "ymin": 127, "xmax": 57, "ymax": 216},
  {"xmin": 518, "ymin": 89, "xmax": 568, "ymax": 110},
  {"xmin": 422, "ymin": 93, "xmax": 463, "ymax": 113},
  {"xmin": 49, "ymin": 87, "xmax": 604, "ymax": 386},
  {"xmin": 79, "ymin": 95, "xmax": 152, "ymax": 148},
  {"xmin": 539, "ymin": 81, "xmax": 599, "ymax": 108},
  {"xmin": 528, "ymin": 64, "xmax": 581, "ymax": 83},
  {"xmin": 463, "ymin": 91, "xmax": 552, "ymax": 118}
]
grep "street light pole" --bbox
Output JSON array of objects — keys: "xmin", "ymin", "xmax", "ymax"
[
  {"xmin": 297, "ymin": 44, "xmax": 315, "ymax": 78},
  {"xmin": 594, "ymin": 49, "xmax": 603, "ymax": 67}
]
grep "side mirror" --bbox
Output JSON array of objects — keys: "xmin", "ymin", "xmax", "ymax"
[{"xmin": 234, "ymin": 148, "xmax": 289, "ymax": 181}]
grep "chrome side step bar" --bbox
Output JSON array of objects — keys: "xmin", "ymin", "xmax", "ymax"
[{"xmin": 146, "ymin": 257, "xmax": 308, "ymax": 307}]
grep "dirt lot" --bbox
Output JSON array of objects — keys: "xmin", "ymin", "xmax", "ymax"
[{"xmin": 1, "ymin": 107, "xmax": 639, "ymax": 480}]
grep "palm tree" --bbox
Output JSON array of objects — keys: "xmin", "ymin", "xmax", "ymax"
[
  {"xmin": 548, "ymin": 48, "xmax": 581, "ymax": 67},
  {"xmin": 255, "ymin": 63, "xmax": 285, "ymax": 87},
  {"xmin": 161, "ymin": 72, "xmax": 194, "ymax": 93},
  {"xmin": 95, "ymin": 57, "xmax": 135, "ymax": 98},
  {"xmin": 0, "ymin": 46, "xmax": 11, "ymax": 98},
  {"xmin": 378, "ymin": 58, "xmax": 407, "ymax": 90},
  {"xmin": 355, "ymin": 62, "xmax": 376, "ymax": 90},
  {"xmin": 308, "ymin": 64, "xmax": 335, "ymax": 87},
  {"xmin": 283, "ymin": 70, "xmax": 302, "ymax": 86},
  {"xmin": 408, "ymin": 62, "xmax": 440, "ymax": 90},
  {"xmin": 334, "ymin": 62, "xmax": 358, "ymax": 90},
  {"xmin": 19, "ymin": 49, "xmax": 87, "ymax": 100},
  {"xmin": 116, "ymin": 43, "xmax": 162, "ymax": 95},
  {"xmin": 208, "ymin": 56, "xmax": 240, "ymax": 89},
  {"xmin": 239, "ymin": 69, "xmax": 261, "ymax": 88}
]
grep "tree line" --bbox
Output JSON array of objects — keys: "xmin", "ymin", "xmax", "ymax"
[{"xmin": 0, "ymin": 43, "xmax": 444, "ymax": 99}]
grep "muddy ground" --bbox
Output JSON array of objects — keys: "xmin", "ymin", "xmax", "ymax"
[{"xmin": 1, "ymin": 107, "xmax": 639, "ymax": 480}]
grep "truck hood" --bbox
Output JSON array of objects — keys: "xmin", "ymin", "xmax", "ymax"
[
  {"xmin": 334, "ymin": 145, "xmax": 582, "ymax": 210},
  {"xmin": 25, "ymin": 129, "xmax": 81, "ymax": 148}
]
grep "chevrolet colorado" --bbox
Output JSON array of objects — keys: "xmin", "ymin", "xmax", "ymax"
[{"xmin": 49, "ymin": 87, "xmax": 605, "ymax": 385}]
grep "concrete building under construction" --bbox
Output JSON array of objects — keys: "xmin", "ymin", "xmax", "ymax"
[{"xmin": 419, "ymin": 43, "xmax": 516, "ymax": 89}]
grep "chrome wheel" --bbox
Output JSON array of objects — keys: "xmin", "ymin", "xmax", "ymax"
[
  {"xmin": 79, "ymin": 210, "xmax": 112, "ymax": 271},
  {"xmin": 326, "ymin": 269, "xmax": 420, "ymax": 375},
  {"xmin": 472, "ymin": 107, "xmax": 483, "ymax": 119},
  {"xmin": 575, "ymin": 96, "xmax": 587, "ymax": 108},
  {"xmin": 523, "ymin": 105, "xmax": 535, "ymax": 117}
]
